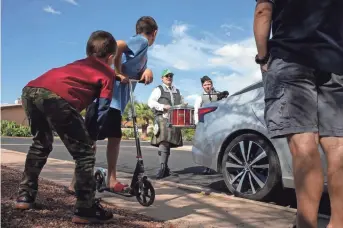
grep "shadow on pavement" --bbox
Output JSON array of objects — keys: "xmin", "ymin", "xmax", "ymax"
[
  {"xmin": 268, "ymin": 188, "xmax": 331, "ymax": 216},
  {"xmin": 163, "ymin": 165, "xmax": 331, "ymax": 216},
  {"xmin": 99, "ymin": 180, "xmax": 296, "ymax": 228}
]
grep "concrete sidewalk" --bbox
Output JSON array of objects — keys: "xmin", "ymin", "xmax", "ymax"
[{"xmin": 1, "ymin": 149, "xmax": 329, "ymax": 228}]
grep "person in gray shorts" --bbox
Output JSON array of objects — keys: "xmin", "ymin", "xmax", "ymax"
[
  {"xmin": 254, "ymin": 0, "xmax": 343, "ymax": 227},
  {"xmin": 263, "ymin": 60, "xmax": 343, "ymax": 139}
]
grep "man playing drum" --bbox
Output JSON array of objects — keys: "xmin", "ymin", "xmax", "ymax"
[{"xmin": 148, "ymin": 69, "xmax": 184, "ymax": 179}]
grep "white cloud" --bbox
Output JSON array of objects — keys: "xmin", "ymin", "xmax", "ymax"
[
  {"xmin": 150, "ymin": 21, "xmax": 262, "ymax": 98},
  {"xmin": 185, "ymin": 94, "xmax": 199, "ymax": 104},
  {"xmin": 209, "ymin": 38, "xmax": 259, "ymax": 75},
  {"xmin": 181, "ymin": 71, "xmax": 262, "ymax": 104},
  {"xmin": 63, "ymin": 0, "xmax": 78, "ymax": 5},
  {"xmin": 221, "ymin": 23, "xmax": 245, "ymax": 31},
  {"xmin": 171, "ymin": 23, "xmax": 188, "ymax": 37},
  {"xmin": 213, "ymin": 71, "xmax": 262, "ymax": 95},
  {"xmin": 43, "ymin": 6, "xmax": 61, "ymax": 15},
  {"xmin": 150, "ymin": 22, "xmax": 222, "ymax": 70}
]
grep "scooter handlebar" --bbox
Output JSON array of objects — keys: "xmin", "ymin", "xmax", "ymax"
[
  {"xmin": 130, "ymin": 79, "xmax": 146, "ymax": 84},
  {"xmin": 115, "ymin": 76, "xmax": 146, "ymax": 84}
]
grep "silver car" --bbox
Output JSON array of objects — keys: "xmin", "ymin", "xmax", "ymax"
[{"xmin": 191, "ymin": 81, "xmax": 328, "ymax": 201}]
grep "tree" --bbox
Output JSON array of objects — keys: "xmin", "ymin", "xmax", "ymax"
[
  {"xmin": 135, "ymin": 103, "xmax": 154, "ymax": 138},
  {"xmin": 122, "ymin": 100, "xmax": 154, "ymax": 139},
  {"xmin": 122, "ymin": 96, "xmax": 139, "ymax": 127}
]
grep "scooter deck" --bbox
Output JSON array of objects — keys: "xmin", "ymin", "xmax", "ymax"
[{"xmin": 98, "ymin": 187, "xmax": 135, "ymax": 198}]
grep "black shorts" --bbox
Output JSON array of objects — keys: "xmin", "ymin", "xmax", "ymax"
[
  {"xmin": 98, "ymin": 108, "xmax": 122, "ymax": 140},
  {"xmin": 263, "ymin": 57, "xmax": 343, "ymax": 138}
]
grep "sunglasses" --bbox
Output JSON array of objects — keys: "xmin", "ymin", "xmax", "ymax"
[{"xmin": 164, "ymin": 74, "xmax": 173, "ymax": 78}]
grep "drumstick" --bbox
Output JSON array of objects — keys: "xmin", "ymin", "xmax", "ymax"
[
  {"xmin": 202, "ymin": 92, "xmax": 229, "ymax": 95},
  {"xmin": 203, "ymin": 92, "xmax": 230, "ymax": 96}
]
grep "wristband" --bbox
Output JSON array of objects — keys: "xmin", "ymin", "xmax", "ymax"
[{"xmin": 255, "ymin": 53, "xmax": 270, "ymax": 65}]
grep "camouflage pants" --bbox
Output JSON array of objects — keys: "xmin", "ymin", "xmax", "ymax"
[{"xmin": 19, "ymin": 87, "xmax": 96, "ymax": 208}]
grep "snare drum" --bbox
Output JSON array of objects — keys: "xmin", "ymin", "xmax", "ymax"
[{"xmin": 167, "ymin": 105, "xmax": 195, "ymax": 128}]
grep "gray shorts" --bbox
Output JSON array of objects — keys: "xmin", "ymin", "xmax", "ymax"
[{"xmin": 262, "ymin": 57, "xmax": 343, "ymax": 138}]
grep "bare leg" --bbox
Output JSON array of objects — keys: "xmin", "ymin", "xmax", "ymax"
[
  {"xmin": 320, "ymin": 137, "xmax": 343, "ymax": 228},
  {"xmin": 106, "ymin": 137, "xmax": 122, "ymax": 187},
  {"xmin": 68, "ymin": 174, "xmax": 76, "ymax": 192},
  {"xmin": 69, "ymin": 138, "xmax": 124, "ymax": 191},
  {"xmin": 287, "ymin": 132, "xmax": 323, "ymax": 228}
]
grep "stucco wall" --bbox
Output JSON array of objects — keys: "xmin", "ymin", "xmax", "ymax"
[{"xmin": 1, "ymin": 105, "xmax": 29, "ymax": 126}]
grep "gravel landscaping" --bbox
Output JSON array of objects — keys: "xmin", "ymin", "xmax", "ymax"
[{"xmin": 1, "ymin": 165, "xmax": 172, "ymax": 228}]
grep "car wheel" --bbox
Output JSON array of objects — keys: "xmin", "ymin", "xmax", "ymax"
[{"xmin": 222, "ymin": 133, "xmax": 281, "ymax": 201}]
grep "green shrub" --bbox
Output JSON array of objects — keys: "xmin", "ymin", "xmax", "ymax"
[
  {"xmin": 143, "ymin": 128, "xmax": 195, "ymax": 141},
  {"xmin": 148, "ymin": 129, "xmax": 154, "ymax": 138},
  {"xmin": 122, "ymin": 128, "xmax": 135, "ymax": 139},
  {"xmin": 121, "ymin": 127, "xmax": 195, "ymax": 141},
  {"xmin": 182, "ymin": 128, "xmax": 195, "ymax": 142},
  {"xmin": 1, "ymin": 120, "xmax": 32, "ymax": 137}
]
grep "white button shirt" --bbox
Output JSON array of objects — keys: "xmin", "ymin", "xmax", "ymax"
[
  {"xmin": 193, "ymin": 95, "xmax": 203, "ymax": 125},
  {"xmin": 148, "ymin": 83, "xmax": 184, "ymax": 119}
]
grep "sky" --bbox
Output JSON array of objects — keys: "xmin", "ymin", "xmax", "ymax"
[{"xmin": 1, "ymin": 0, "xmax": 262, "ymax": 105}]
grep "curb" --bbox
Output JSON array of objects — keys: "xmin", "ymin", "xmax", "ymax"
[
  {"xmin": 0, "ymin": 136, "xmax": 151, "ymax": 142},
  {"xmin": 1, "ymin": 140, "xmax": 193, "ymax": 152},
  {"xmin": 1, "ymin": 149, "xmax": 75, "ymax": 164},
  {"xmin": 157, "ymin": 180, "xmax": 331, "ymax": 221},
  {"xmin": 1, "ymin": 136, "xmax": 194, "ymax": 145}
]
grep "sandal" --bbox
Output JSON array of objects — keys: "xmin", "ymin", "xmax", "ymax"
[{"xmin": 109, "ymin": 182, "xmax": 130, "ymax": 193}]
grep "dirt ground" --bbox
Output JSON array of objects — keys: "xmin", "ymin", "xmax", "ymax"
[{"xmin": 1, "ymin": 165, "xmax": 173, "ymax": 228}]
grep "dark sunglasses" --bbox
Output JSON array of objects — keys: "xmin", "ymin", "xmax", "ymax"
[{"xmin": 164, "ymin": 74, "xmax": 173, "ymax": 78}]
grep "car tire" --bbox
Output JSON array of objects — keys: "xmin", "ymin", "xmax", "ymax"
[{"xmin": 222, "ymin": 133, "xmax": 281, "ymax": 201}]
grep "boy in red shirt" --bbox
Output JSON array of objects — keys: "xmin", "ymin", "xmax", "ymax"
[{"xmin": 15, "ymin": 30, "xmax": 116, "ymax": 224}]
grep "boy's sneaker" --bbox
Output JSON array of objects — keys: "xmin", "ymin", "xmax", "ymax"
[
  {"xmin": 15, "ymin": 190, "xmax": 36, "ymax": 210},
  {"xmin": 72, "ymin": 199, "xmax": 113, "ymax": 224}
]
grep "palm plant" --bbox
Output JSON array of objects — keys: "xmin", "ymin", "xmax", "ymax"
[
  {"xmin": 135, "ymin": 103, "xmax": 154, "ymax": 138},
  {"xmin": 122, "ymin": 98, "xmax": 154, "ymax": 139}
]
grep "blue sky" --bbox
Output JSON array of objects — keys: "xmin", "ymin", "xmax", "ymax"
[{"xmin": 2, "ymin": 0, "xmax": 261, "ymax": 105}]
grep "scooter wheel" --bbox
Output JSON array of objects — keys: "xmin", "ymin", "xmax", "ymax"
[
  {"xmin": 134, "ymin": 180, "xmax": 155, "ymax": 207},
  {"xmin": 94, "ymin": 171, "xmax": 105, "ymax": 192}
]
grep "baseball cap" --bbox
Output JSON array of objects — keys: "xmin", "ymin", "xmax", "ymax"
[{"xmin": 161, "ymin": 69, "xmax": 174, "ymax": 77}]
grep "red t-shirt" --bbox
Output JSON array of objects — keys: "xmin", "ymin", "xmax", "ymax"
[{"xmin": 27, "ymin": 57, "xmax": 114, "ymax": 111}]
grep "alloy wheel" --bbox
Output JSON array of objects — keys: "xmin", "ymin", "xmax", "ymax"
[{"xmin": 225, "ymin": 140, "xmax": 269, "ymax": 195}]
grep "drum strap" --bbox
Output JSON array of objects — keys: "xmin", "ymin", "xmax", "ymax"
[{"xmin": 167, "ymin": 86, "xmax": 175, "ymax": 106}]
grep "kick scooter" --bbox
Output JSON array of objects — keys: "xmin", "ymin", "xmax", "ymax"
[{"xmin": 94, "ymin": 79, "xmax": 155, "ymax": 207}]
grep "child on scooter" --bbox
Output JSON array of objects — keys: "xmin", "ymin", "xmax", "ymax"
[{"xmin": 66, "ymin": 16, "xmax": 158, "ymax": 194}]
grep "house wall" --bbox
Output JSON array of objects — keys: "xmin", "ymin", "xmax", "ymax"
[{"xmin": 1, "ymin": 105, "xmax": 29, "ymax": 126}]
